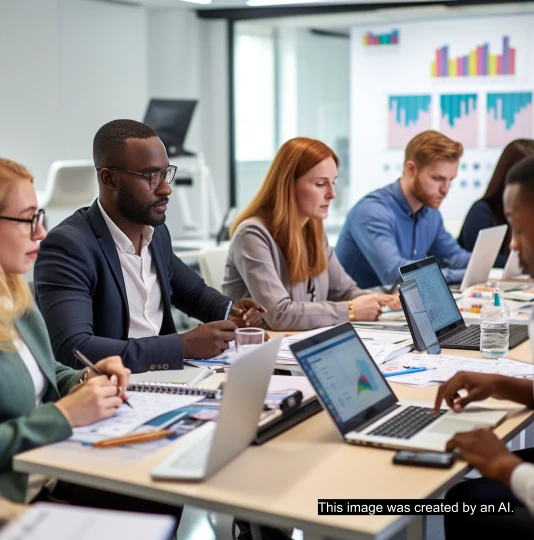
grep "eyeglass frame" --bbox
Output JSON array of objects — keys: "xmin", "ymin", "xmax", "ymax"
[
  {"xmin": 96, "ymin": 165, "xmax": 177, "ymax": 190},
  {"xmin": 0, "ymin": 208, "xmax": 46, "ymax": 237}
]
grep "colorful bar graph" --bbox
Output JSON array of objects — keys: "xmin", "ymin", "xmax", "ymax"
[
  {"xmin": 486, "ymin": 92, "xmax": 533, "ymax": 147},
  {"xmin": 431, "ymin": 36, "xmax": 516, "ymax": 77},
  {"xmin": 388, "ymin": 95, "xmax": 432, "ymax": 149},
  {"xmin": 440, "ymin": 94, "xmax": 478, "ymax": 147},
  {"xmin": 363, "ymin": 29, "xmax": 399, "ymax": 46}
]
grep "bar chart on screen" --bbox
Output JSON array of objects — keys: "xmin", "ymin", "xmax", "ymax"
[
  {"xmin": 388, "ymin": 95, "xmax": 432, "ymax": 149},
  {"xmin": 440, "ymin": 94, "xmax": 478, "ymax": 147},
  {"xmin": 431, "ymin": 36, "xmax": 516, "ymax": 78},
  {"xmin": 486, "ymin": 92, "xmax": 533, "ymax": 147}
]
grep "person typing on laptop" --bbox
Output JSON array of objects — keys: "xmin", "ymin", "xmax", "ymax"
[
  {"xmin": 437, "ymin": 154, "xmax": 534, "ymax": 539},
  {"xmin": 336, "ymin": 130, "xmax": 471, "ymax": 289}
]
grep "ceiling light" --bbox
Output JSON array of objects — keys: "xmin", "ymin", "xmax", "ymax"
[
  {"xmin": 247, "ymin": 0, "xmax": 322, "ymax": 6},
  {"xmin": 181, "ymin": 0, "xmax": 212, "ymax": 4}
]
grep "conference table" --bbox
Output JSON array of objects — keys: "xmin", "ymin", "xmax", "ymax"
[{"xmin": 13, "ymin": 338, "xmax": 534, "ymax": 540}]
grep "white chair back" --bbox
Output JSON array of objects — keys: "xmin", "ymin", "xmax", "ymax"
[
  {"xmin": 198, "ymin": 247, "xmax": 229, "ymax": 292},
  {"xmin": 38, "ymin": 160, "xmax": 98, "ymax": 209}
]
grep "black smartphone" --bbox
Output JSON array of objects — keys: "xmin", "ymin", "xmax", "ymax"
[{"xmin": 393, "ymin": 450, "xmax": 455, "ymax": 469}]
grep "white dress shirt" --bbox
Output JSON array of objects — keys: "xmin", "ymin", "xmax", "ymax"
[
  {"xmin": 13, "ymin": 336, "xmax": 48, "ymax": 406},
  {"xmin": 509, "ymin": 309, "xmax": 534, "ymax": 514},
  {"xmin": 97, "ymin": 199, "xmax": 164, "ymax": 338}
]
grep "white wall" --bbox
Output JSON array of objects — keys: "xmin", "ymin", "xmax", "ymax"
[
  {"xmin": 0, "ymin": 0, "xmax": 148, "ymax": 189},
  {"xmin": 148, "ymin": 9, "xmax": 229, "ymax": 213}
]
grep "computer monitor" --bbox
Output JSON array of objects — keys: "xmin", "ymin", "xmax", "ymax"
[{"xmin": 143, "ymin": 99, "xmax": 197, "ymax": 157}]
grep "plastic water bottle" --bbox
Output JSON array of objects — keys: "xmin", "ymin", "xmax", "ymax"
[{"xmin": 480, "ymin": 282, "xmax": 510, "ymax": 358}]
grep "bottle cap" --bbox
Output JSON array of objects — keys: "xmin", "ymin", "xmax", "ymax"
[{"xmin": 494, "ymin": 281, "xmax": 501, "ymax": 307}]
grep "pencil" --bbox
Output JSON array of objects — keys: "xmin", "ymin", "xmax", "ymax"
[{"xmin": 92, "ymin": 429, "xmax": 175, "ymax": 448}]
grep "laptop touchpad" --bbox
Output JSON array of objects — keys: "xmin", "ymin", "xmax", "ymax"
[{"xmin": 425, "ymin": 418, "xmax": 486, "ymax": 436}]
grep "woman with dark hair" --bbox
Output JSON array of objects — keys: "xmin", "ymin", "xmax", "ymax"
[{"xmin": 458, "ymin": 139, "xmax": 534, "ymax": 267}]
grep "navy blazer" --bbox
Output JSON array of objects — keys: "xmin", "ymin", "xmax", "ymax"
[{"xmin": 34, "ymin": 201, "xmax": 232, "ymax": 372}]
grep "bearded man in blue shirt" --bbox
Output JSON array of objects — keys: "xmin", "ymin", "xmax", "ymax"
[{"xmin": 336, "ymin": 130, "xmax": 471, "ymax": 289}]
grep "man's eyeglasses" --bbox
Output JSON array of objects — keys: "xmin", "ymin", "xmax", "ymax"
[
  {"xmin": 0, "ymin": 208, "xmax": 45, "ymax": 237},
  {"xmin": 97, "ymin": 166, "xmax": 177, "ymax": 191}
]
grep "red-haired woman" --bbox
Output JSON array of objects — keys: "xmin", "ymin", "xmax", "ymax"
[{"xmin": 222, "ymin": 137, "xmax": 399, "ymax": 331}]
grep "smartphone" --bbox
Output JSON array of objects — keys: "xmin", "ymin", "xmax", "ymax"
[{"xmin": 393, "ymin": 450, "xmax": 455, "ymax": 469}]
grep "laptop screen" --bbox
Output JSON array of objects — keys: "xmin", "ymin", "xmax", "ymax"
[
  {"xmin": 290, "ymin": 323, "xmax": 397, "ymax": 436},
  {"xmin": 400, "ymin": 257, "xmax": 464, "ymax": 338}
]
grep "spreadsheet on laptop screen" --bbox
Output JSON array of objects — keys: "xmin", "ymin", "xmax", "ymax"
[{"xmin": 402, "ymin": 264, "xmax": 460, "ymax": 332}]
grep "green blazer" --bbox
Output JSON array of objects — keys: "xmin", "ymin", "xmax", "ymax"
[{"xmin": 0, "ymin": 306, "xmax": 83, "ymax": 502}]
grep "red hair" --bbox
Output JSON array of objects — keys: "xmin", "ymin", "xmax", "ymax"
[{"xmin": 231, "ymin": 137, "xmax": 338, "ymax": 284}]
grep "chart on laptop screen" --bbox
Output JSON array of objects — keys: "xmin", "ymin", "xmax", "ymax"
[
  {"xmin": 402, "ymin": 264, "xmax": 459, "ymax": 331},
  {"xmin": 298, "ymin": 332, "xmax": 390, "ymax": 423}
]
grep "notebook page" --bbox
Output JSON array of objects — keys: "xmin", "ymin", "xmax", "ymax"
[
  {"xmin": 0, "ymin": 503, "xmax": 175, "ymax": 540},
  {"xmin": 70, "ymin": 393, "xmax": 202, "ymax": 444}
]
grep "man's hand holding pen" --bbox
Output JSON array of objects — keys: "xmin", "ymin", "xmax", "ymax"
[{"xmin": 229, "ymin": 298, "xmax": 267, "ymax": 327}]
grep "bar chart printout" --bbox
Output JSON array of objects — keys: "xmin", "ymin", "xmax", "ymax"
[
  {"xmin": 431, "ymin": 36, "xmax": 516, "ymax": 78},
  {"xmin": 388, "ymin": 95, "xmax": 432, "ymax": 149},
  {"xmin": 440, "ymin": 94, "xmax": 478, "ymax": 147},
  {"xmin": 486, "ymin": 92, "xmax": 533, "ymax": 147}
]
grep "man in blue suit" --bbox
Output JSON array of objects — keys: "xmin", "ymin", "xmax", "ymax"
[{"xmin": 34, "ymin": 119, "xmax": 265, "ymax": 373}]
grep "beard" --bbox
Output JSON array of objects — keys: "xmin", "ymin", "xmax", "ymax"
[
  {"xmin": 116, "ymin": 181, "xmax": 167, "ymax": 227},
  {"xmin": 411, "ymin": 174, "xmax": 442, "ymax": 209}
]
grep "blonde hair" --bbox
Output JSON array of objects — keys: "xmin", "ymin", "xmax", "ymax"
[
  {"xmin": 231, "ymin": 137, "xmax": 338, "ymax": 284},
  {"xmin": 404, "ymin": 130, "xmax": 464, "ymax": 168},
  {"xmin": 0, "ymin": 158, "xmax": 34, "ymax": 349}
]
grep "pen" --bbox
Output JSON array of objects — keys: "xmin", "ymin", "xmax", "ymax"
[
  {"xmin": 92, "ymin": 429, "xmax": 175, "ymax": 448},
  {"xmin": 72, "ymin": 349, "xmax": 133, "ymax": 409},
  {"xmin": 384, "ymin": 367, "xmax": 428, "ymax": 378},
  {"xmin": 224, "ymin": 300, "xmax": 233, "ymax": 321},
  {"xmin": 190, "ymin": 359, "xmax": 230, "ymax": 366}
]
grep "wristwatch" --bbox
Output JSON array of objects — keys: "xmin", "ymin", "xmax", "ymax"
[{"xmin": 347, "ymin": 300, "xmax": 355, "ymax": 322}]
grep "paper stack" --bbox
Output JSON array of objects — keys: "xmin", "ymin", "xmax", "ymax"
[{"xmin": 381, "ymin": 353, "xmax": 533, "ymax": 387}]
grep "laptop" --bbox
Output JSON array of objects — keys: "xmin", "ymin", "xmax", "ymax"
[
  {"xmin": 290, "ymin": 323, "xmax": 508, "ymax": 452},
  {"xmin": 457, "ymin": 224, "xmax": 508, "ymax": 292},
  {"xmin": 502, "ymin": 249, "xmax": 525, "ymax": 280},
  {"xmin": 399, "ymin": 256, "xmax": 529, "ymax": 350},
  {"xmin": 151, "ymin": 336, "xmax": 281, "ymax": 481}
]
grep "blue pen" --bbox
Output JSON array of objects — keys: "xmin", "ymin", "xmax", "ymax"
[
  {"xmin": 191, "ymin": 359, "xmax": 230, "ymax": 366},
  {"xmin": 384, "ymin": 367, "xmax": 427, "ymax": 378},
  {"xmin": 224, "ymin": 300, "xmax": 233, "ymax": 321}
]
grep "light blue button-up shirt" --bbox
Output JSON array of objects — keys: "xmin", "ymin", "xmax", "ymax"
[{"xmin": 335, "ymin": 180, "xmax": 471, "ymax": 288}]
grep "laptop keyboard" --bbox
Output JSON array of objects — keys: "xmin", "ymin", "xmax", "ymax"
[
  {"xmin": 368, "ymin": 406, "xmax": 446, "ymax": 440},
  {"xmin": 441, "ymin": 325, "xmax": 480, "ymax": 347}
]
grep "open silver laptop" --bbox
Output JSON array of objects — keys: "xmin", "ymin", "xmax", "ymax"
[
  {"xmin": 290, "ymin": 323, "xmax": 507, "ymax": 452},
  {"xmin": 152, "ymin": 336, "xmax": 281, "ymax": 481},
  {"xmin": 458, "ymin": 224, "xmax": 508, "ymax": 292},
  {"xmin": 502, "ymin": 249, "xmax": 524, "ymax": 280}
]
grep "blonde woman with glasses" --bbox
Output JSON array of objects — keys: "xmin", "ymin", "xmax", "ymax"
[{"xmin": 0, "ymin": 158, "xmax": 182, "ymax": 527}]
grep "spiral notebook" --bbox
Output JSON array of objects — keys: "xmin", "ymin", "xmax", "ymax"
[
  {"xmin": 70, "ymin": 385, "xmax": 211, "ymax": 444},
  {"xmin": 127, "ymin": 381, "xmax": 222, "ymax": 399}
]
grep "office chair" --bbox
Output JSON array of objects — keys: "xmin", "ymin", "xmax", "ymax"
[
  {"xmin": 197, "ymin": 247, "xmax": 229, "ymax": 292},
  {"xmin": 36, "ymin": 160, "xmax": 98, "ymax": 230}
]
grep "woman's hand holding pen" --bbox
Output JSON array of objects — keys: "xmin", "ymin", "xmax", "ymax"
[
  {"xmin": 85, "ymin": 356, "xmax": 131, "ymax": 397},
  {"xmin": 229, "ymin": 298, "xmax": 267, "ymax": 327},
  {"xmin": 55, "ymin": 376, "xmax": 125, "ymax": 428}
]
